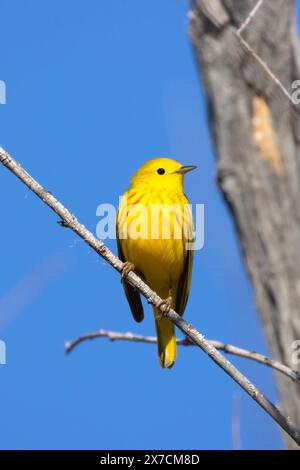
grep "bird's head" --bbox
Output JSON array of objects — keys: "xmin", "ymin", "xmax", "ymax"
[{"xmin": 130, "ymin": 158, "xmax": 196, "ymax": 192}]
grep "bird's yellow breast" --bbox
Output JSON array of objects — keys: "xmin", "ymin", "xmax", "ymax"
[{"xmin": 117, "ymin": 189, "xmax": 192, "ymax": 289}]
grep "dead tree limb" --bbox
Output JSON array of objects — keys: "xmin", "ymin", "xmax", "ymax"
[
  {"xmin": 190, "ymin": 0, "xmax": 300, "ymax": 448},
  {"xmin": 65, "ymin": 328, "xmax": 300, "ymax": 384}
]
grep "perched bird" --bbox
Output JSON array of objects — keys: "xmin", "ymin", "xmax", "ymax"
[{"xmin": 116, "ymin": 158, "xmax": 196, "ymax": 368}]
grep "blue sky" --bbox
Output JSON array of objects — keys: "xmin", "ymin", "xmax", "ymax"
[{"xmin": 0, "ymin": 0, "xmax": 294, "ymax": 450}]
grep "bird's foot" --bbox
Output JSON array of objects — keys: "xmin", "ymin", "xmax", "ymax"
[
  {"xmin": 183, "ymin": 336, "xmax": 193, "ymax": 345},
  {"xmin": 121, "ymin": 261, "xmax": 135, "ymax": 280},
  {"xmin": 157, "ymin": 296, "xmax": 173, "ymax": 319}
]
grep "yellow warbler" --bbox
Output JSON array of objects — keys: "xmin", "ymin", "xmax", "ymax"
[{"xmin": 116, "ymin": 158, "xmax": 196, "ymax": 368}]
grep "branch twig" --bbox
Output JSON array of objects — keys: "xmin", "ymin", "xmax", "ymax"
[
  {"xmin": 236, "ymin": 0, "xmax": 265, "ymax": 36},
  {"xmin": 64, "ymin": 329, "xmax": 300, "ymax": 385},
  {"xmin": 1, "ymin": 147, "xmax": 299, "ymax": 446},
  {"xmin": 234, "ymin": 0, "xmax": 299, "ymax": 112}
]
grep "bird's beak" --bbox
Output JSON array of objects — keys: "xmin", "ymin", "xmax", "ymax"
[{"xmin": 174, "ymin": 165, "xmax": 197, "ymax": 175}]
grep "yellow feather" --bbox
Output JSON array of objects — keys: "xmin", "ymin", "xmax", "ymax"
[{"xmin": 117, "ymin": 158, "xmax": 195, "ymax": 368}]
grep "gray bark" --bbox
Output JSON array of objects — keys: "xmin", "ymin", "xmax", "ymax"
[{"xmin": 190, "ymin": 0, "xmax": 300, "ymax": 449}]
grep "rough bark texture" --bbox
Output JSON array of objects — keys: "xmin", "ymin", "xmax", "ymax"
[{"xmin": 190, "ymin": 0, "xmax": 300, "ymax": 449}]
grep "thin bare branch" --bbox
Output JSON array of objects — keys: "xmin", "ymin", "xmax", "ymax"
[
  {"xmin": 65, "ymin": 328, "xmax": 300, "ymax": 385},
  {"xmin": 0, "ymin": 146, "xmax": 299, "ymax": 446},
  {"xmin": 236, "ymin": 0, "xmax": 265, "ymax": 36},
  {"xmin": 234, "ymin": 0, "xmax": 299, "ymax": 112},
  {"xmin": 235, "ymin": 33, "xmax": 297, "ymax": 109}
]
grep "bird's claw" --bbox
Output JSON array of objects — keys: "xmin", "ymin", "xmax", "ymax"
[
  {"xmin": 157, "ymin": 296, "xmax": 172, "ymax": 319},
  {"xmin": 58, "ymin": 220, "xmax": 69, "ymax": 228},
  {"xmin": 121, "ymin": 262, "xmax": 135, "ymax": 280}
]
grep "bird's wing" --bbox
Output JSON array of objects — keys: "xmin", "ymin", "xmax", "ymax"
[
  {"xmin": 175, "ymin": 201, "xmax": 194, "ymax": 316},
  {"xmin": 116, "ymin": 210, "xmax": 144, "ymax": 323}
]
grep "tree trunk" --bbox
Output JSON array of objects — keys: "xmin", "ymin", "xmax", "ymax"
[{"xmin": 190, "ymin": 0, "xmax": 300, "ymax": 449}]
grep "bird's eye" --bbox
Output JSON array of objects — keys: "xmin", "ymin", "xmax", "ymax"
[{"xmin": 157, "ymin": 168, "xmax": 165, "ymax": 175}]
